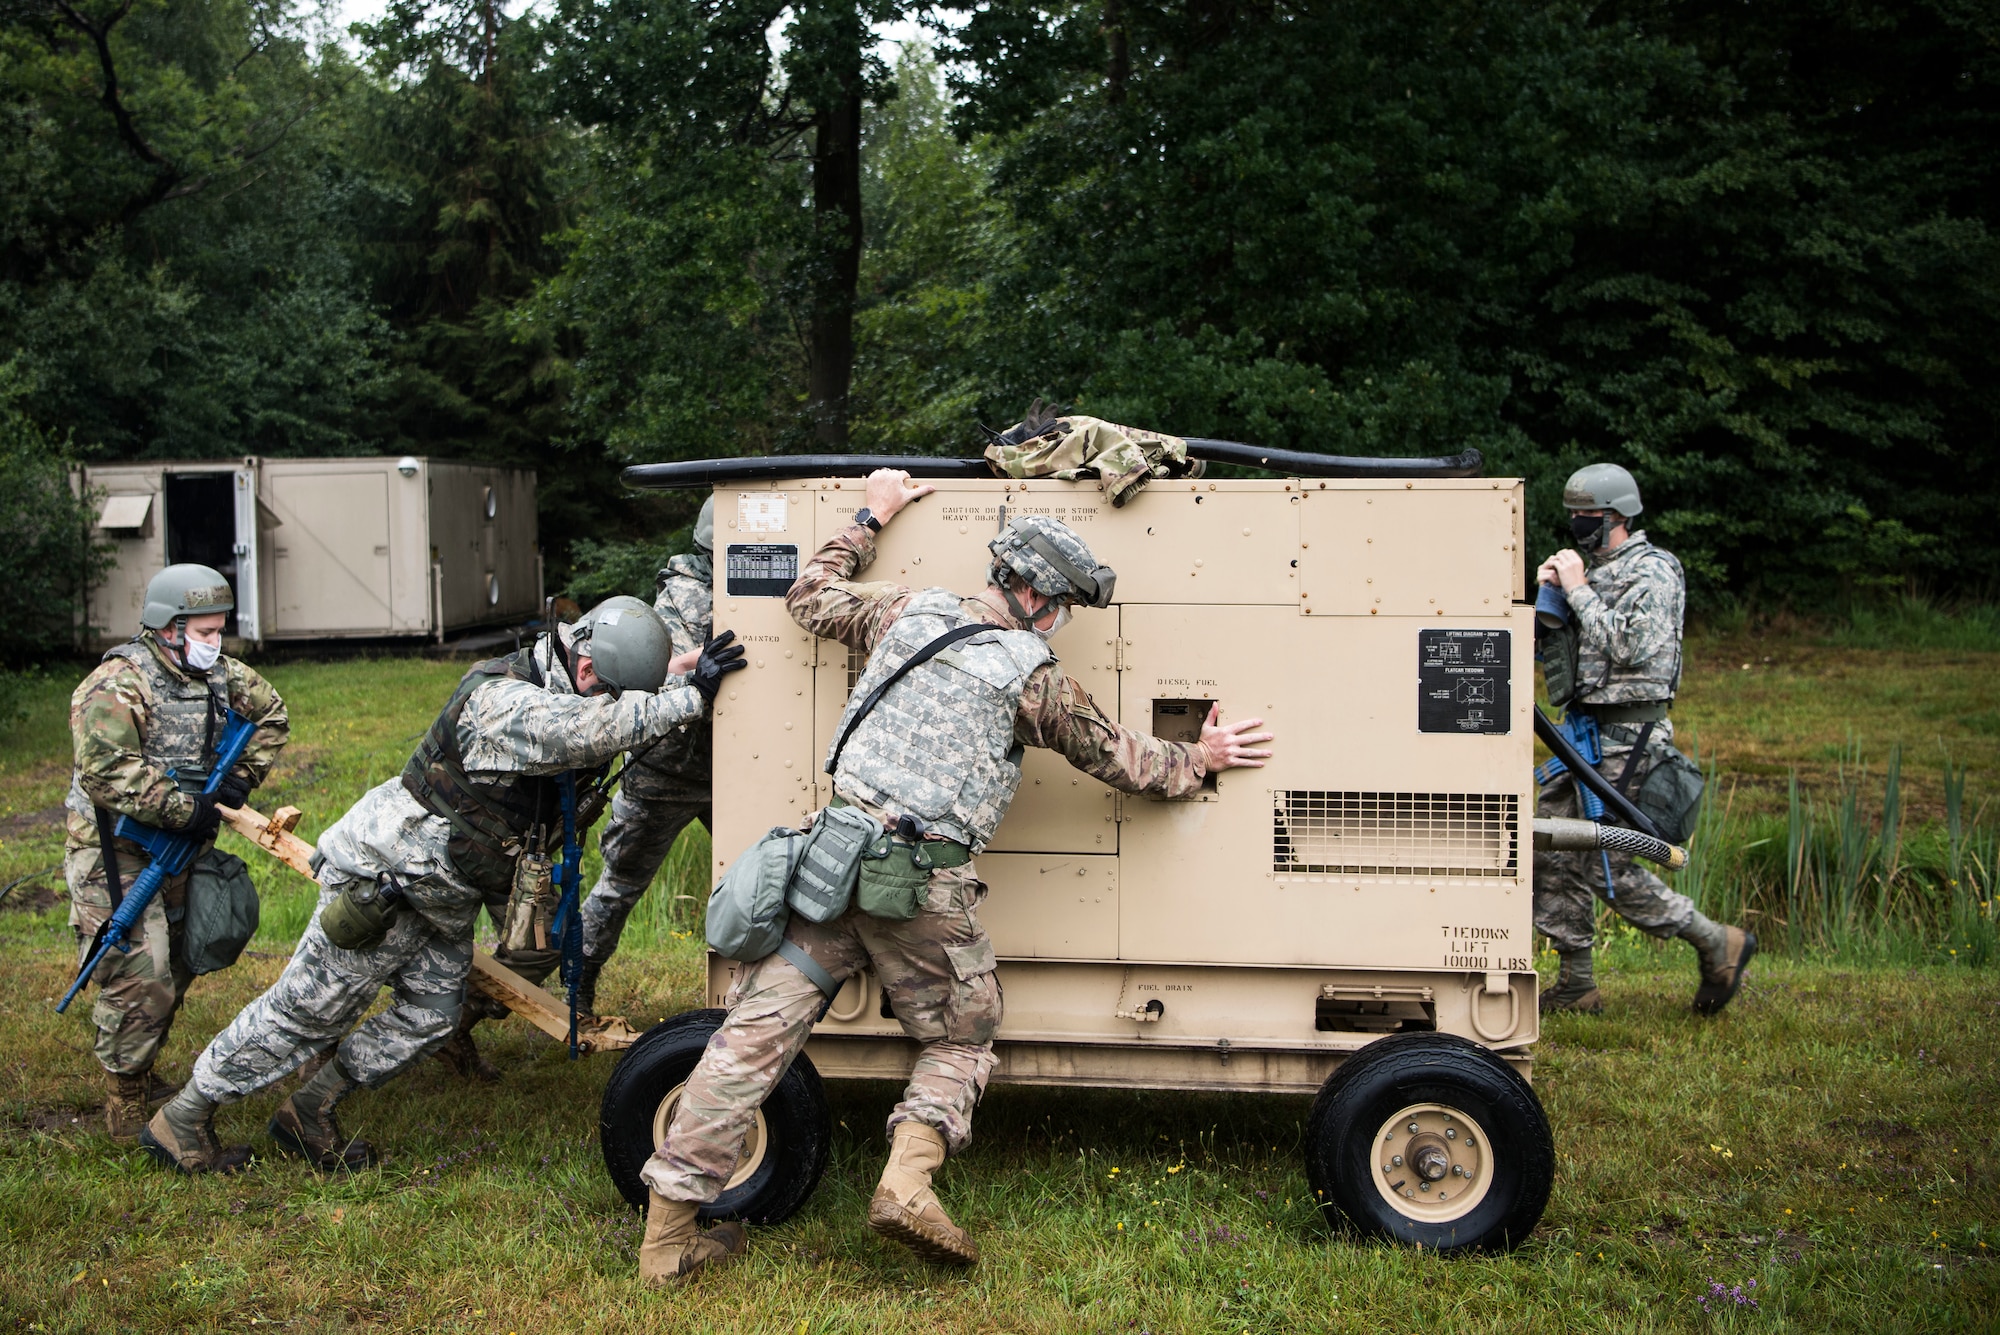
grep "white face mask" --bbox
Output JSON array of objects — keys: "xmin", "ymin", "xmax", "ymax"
[
  {"xmin": 1034, "ymin": 602, "xmax": 1072, "ymax": 640},
  {"xmin": 183, "ymin": 637, "xmax": 222, "ymax": 672}
]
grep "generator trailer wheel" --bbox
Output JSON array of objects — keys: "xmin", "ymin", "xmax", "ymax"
[
  {"xmin": 599, "ymin": 1008, "xmax": 832, "ymax": 1225},
  {"xmin": 1305, "ymin": 1032, "xmax": 1552, "ymax": 1253}
]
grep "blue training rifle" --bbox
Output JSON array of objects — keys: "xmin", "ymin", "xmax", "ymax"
[{"xmin": 56, "ymin": 710, "xmax": 259, "ymax": 1014}]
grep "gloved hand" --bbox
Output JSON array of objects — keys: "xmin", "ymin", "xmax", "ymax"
[
  {"xmin": 690, "ymin": 630, "xmax": 748, "ymax": 702},
  {"xmin": 214, "ymin": 772, "xmax": 253, "ymax": 809},
  {"xmin": 183, "ymin": 793, "xmax": 224, "ymax": 842}
]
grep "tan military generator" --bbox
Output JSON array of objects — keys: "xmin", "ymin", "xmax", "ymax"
[{"xmin": 596, "ymin": 444, "xmax": 1685, "ymax": 1253}]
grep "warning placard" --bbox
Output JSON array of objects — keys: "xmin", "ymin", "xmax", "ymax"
[{"xmin": 1417, "ymin": 629, "xmax": 1511, "ymax": 734}]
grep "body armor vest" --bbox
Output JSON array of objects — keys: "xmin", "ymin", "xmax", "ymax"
[
  {"xmin": 827, "ymin": 588, "xmax": 1053, "ymax": 851},
  {"xmin": 66, "ymin": 638, "xmax": 226, "ymax": 825},
  {"xmin": 1575, "ymin": 536, "xmax": 1686, "ymax": 706},
  {"xmin": 400, "ymin": 649, "xmax": 599, "ymax": 895}
]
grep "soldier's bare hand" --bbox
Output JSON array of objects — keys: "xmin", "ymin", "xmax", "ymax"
[
  {"xmin": 1199, "ymin": 703, "xmax": 1274, "ymax": 772},
  {"xmin": 864, "ymin": 468, "xmax": 935, "ymax": 525},
  {"xmin": 668, "ymin": 648, "xmax": 701, "ymax": 676},
  {"xmin": 1549, "ymin": 549, "xmax": 1587, "ymax": 590}
]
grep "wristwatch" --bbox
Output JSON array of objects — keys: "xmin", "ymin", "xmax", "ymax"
[{"xmin": 854, "ymin": 507, "xmax": 883, "ymax": 533}]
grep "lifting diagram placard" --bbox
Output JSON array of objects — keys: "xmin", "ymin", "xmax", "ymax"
[
  {"xmin": 1417, "ymin": 629, "xmax": 1511, "ymax": 734},
  {"xmin": 725, "ymin": 544, "xmax": 799, "ymax": 597}
]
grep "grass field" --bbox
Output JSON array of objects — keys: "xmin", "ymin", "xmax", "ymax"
[{"xmin": 0, "ymin": 636, "xmax": 1995, "ymax": 1331}]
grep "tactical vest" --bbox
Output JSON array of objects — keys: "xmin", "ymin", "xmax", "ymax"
[
  {"xmin": 1574, "ymin": 535, "xmax": 1686, "ymax": 707},
  {"xmin": 65, "ymin": 638, "xmax": 226, "ymax": 825},
  {"xmin": 827, "ymin": 588, "xmax": 1053, "ymax": 851},
  {"xmin": 400, "ymin": 648, "xmax": 600, "ymax": 895}
]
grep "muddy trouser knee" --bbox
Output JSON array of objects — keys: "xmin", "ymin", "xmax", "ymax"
[
  {"xmin": 582, "ymin": 781, "xmax": 709, "ymax": 961},
  {"xmin": 189, "ymin": 879, "xmax": 474, "ymax": 1104},
  {"xmin": 1533, "ymin": 765, "xmax": 1695, "ymax": 955},
  {"xmin": 68, "ymin": 855, "xmax": 197, "ymax": 1071}
]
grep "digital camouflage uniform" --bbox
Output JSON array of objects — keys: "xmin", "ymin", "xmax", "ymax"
[
  {"xmin": 64, "ymin": 635, "xmax": 289, "ymax": 1078},
  {"xmin": 582, "ymin": 551, "xmax": 713, "ymax": 962},
  {"xmin": 1533, "ymin": 531, "xmax": 1694, "ymax": 952},
  {"xmin": 642, "ymin": 522, "xmax": 1204, "ymax": 1204},
  {"xmin": 184, "ymin": 631, "xmax": 709, "ymax": 1106}
]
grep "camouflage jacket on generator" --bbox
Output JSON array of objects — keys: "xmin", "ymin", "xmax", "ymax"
[
  {"xmin": 632, "ymin": 551, "xmax": 713, "ymax": 783},
  {"xmin": 787, "ymin": 523, "xmax": 1207, "ymax": 850},
  {"xmin": 377, "ymin": 629, "xmax": 711, "ymax": 898},
  {"xmin": 64, "ymin": 634, "xmax": 290, "ymax": 900},
  {"xmin": 1565, "ymin": 531, "xmax": 1686, "ymax": 717}
]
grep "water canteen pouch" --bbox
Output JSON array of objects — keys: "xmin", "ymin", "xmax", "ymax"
[
  {"xmin": 177, "ymin": 848, "xmax": 259, "ymax": 975},
  {"xmin": 501, "ymin": 847, "xmax": 557, "ymax": 952},
  {"xmin": 1634, "ymin": 741, "xmax": 1705, "ymax": 845},
  {"xmin": 706, "ymin": 827, "xmax": 806, "ymax": 962},
  {"xmin": 855, "ymin": 833, "xmax": 934, "ymax": 922},
  {"xmin": 321, "ymin": 873, "xmax": 404, "ymax": 952},
  {"xmin": 786, "ymin": 804, "xmax": 880, "ymax": 924}
]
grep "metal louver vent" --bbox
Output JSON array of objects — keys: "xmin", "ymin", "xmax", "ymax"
[
  {"xmin": 1274, "ymin": 791, "xmax": 1520, "ymax": 880},
  {"xmin": 846, "ymin": 643, "xmax": 867, "ymax": 694}
]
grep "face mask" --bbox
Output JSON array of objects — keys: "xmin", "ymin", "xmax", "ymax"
[
  {"xmin": 1034, "ymin": 602, "xmax": 1072, "ymax": 641},
  {"xmin": 1569, "ymin": 514, "xmax": 1608, "ymax": 551},
  {"xmin": 184, "ymin": 638, "xmax": 221, "ymax": 672}
]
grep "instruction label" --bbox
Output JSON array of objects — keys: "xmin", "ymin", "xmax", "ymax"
[
  {"xmin": 725, "ymin": 543, "xmax": 798, "ymax": 597},
  {"xmin": 736, "ymin": 493, "xmax": 789, "ymax": 533},
  {"xmin": 1417, "ymin": 629, "xmax": 1511, "ymax": 734}
]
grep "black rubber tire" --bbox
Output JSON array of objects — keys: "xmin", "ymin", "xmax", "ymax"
[
  {"xmin": 598, "ymin": 1008, "xmax": 832, "ymax": 1225},
  {"xmin": 1305, "ymin": 1032, "xmax": 1553, "ymax": 1253}
]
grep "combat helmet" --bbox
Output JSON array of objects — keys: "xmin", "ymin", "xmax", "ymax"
[
  {"xmin": 692, "ymin": 496, "xmax": 715, "ymax": 555},
  {"xmin": 988, "ymin": 516, "xmax": 1116, "ymax": 609},
  {"xmin": 1561, "ymin": 463, "xmax": 1643, "ymax": 518},
  {"xmin": 573, "ymin": 596, "xmax": 675, "ymax": 695},
  {"xmin": 142, "ymin": 564, "xmax": 234, "ymax": 630}
]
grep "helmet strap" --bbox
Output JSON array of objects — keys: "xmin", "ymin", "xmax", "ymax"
[{"xmin": 997, "ymin": 578, "xmax": 1042, "ymax": 631}]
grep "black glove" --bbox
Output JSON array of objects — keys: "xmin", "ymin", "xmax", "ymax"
[
  {"xmin": 184, "ymin": 793, "xmax": 224, "ymax": 842},
  {"xmin": 214, "ymin": 772, "xmax": 253, "ymax": 809},
  {"xmin": 690, "ymin": 630, "xmax": 748, "ymax": 702}
]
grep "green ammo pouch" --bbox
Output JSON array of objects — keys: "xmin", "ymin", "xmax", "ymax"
[
  {"xmin": 786, "ymin": 804, "xmax": 880, "ymax": 924},
  {"xmin": 1634, "ymin": 742, "xmax": 1705, "ymax": 846},
  {"xmin": 178, "ymin": 848, "xmax": 259, "ymax": 975},
  {"xmin": 856, "ymin": 836, "xmax": 970, "ymax": 922},
  {"xmin": 321, "ymin": 874, "xmax": 404, "ymax": 952}
]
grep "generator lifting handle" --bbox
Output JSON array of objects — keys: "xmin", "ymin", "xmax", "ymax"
[
  {"xmin": 1533, "ymin": 816, "xmax": 1688, "ymax": 870},
  {"xmin": 620, "ymin": 444, "xmax": 1484, "ymax": 490}
]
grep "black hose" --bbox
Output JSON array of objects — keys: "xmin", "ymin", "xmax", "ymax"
[
  {"xmin": 1184, "ymin": 439, "xmax": 1484, "ymax": 479},
  {"xmin": 622, "ymin": 444, "xmax": 1485, "ymax": 490},
  {"xmin": 1532, "ymin": 705, "xmax": 1666, "ymax": 842}
]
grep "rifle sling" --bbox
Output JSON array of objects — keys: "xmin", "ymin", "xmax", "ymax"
[
  {"xmin": 93, "ymin": 806, "xmax": 125, "ymax": 913},
  {"xmin": 1612, "ymin": 721, "xmax": 1659, "ymax": 798}
]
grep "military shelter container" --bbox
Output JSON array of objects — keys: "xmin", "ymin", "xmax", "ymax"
[{"xmin": 76, "ymin": 456, "xmax": 539, "ymax": 647}]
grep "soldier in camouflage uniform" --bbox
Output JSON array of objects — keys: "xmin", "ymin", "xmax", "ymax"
[
  {"xmin": 1533, "ymin": 463, "xmax": 1755, "ymax": 1016},
  {"xmin": 142, "ymin": 606, "xmax": 745, "ymax": 1175},
  {"xmin": 634, "ymin": 469, "xmax": 1275, "ymax": 1285},
  {"xmin": 579, "ymin": 496, "xmax": 716, "ymax": 1009},
  {"xmin": 65, "ymin": 564, "xmax": 290, "ymax": 1143}
]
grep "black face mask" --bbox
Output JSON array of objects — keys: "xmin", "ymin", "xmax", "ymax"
[{"xmin": 1570, "ymin": 514, "xmax": 1608, "ymax": 550}]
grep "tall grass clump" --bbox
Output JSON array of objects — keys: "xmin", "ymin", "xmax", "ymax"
[
  {"xmin": 618, "ymin": 819, "xmax": 712, "ymax": 950},
  {"xmin": 1682, "ymin": 747, "xmax": 1995, "ymax": 964}
]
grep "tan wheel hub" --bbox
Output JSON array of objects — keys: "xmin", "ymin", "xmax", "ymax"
[
  {"xmin": 653, "ymin": 1082, "xmax": 769, "ymax": 1191},
  {"xmin": 1371, "ymin": 1102, "xmax": 1493, "ymax": 1223}
]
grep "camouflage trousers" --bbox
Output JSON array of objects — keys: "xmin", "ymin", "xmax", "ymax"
[
  {"xmin": 582, "ymin": 770, "xmax": 709, "ymax": 962},
  {"xmin": 188, "ymin": 871, "xmax": 474, "ymax": 1102},
  {"xmin": 641, "ymin": 863, "xmax": 1001, "ymax": 1204},
  {"xmin": 65, "ymin": 847, "xmax": 194, "ymax": 1077},
  {"xmin": 1533, "ymin": 757, "xmax": 1695, "ymax": 953}
]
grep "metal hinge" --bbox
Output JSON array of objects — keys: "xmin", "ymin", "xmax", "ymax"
[{"xmin": 1109, "ymin": 638, "xmax": 1131, "ymax": 671}]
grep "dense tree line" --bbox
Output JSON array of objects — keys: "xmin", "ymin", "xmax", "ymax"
[{"xmin": 2, "ymin": 0, "xmax": 1993, "ymax": 647}]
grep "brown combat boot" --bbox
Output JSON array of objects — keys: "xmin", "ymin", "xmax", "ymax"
[
  {"xmin": 866, "ymin": 1121, "xmax": 979, "ymax": 1265},
  {"xmin": 140, "ymin": 1085, "xmax": 252, "ymax": 1176},
  {"xmin": 268, "ymin": 1055, "xmax": 376, "ymax": 1171},
  {"xmin": 1692, "ymin": 924, "xmax": 1757, "ymax": 1016},
  {"xmin": 1538, "ymin": 948, "xmax": 1604, "ymax": 1015},
  {"xmin": 638, "ymin": 1192, "xmax": 747, "ymax": 1286},
  {"xmin": 106, "ymin": 1071, "xmax": 151, "ymax": 1142},
  {"xmin": 433, "ymin": 1027, "xmax": 501, "ymax": 1084}
]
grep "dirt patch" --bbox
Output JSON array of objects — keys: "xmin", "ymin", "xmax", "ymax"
[
  {"xmin": 1825, "ymin": 1115, "xmax": 1921, "ymax": 1143},
  {"xmin": 0, "ymin": 804, "xmax": 66, "ymax": 839},
  {"xmin": 1, "ymin": 881, "xmax": 60, "ymax": 913}
]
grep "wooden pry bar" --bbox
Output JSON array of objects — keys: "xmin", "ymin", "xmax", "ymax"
[{"xmin": 220, "ymin": 802, "xmax": 642, "ymax": 1055}]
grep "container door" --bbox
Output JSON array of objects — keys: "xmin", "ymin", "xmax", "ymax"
[
  {"xmin": 232, "ymin": 466, "xmax": 260, "ymax": 642},
  {"xmin": 268, "ymin": 470, "xmax": 392, "ymax": 634}
]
